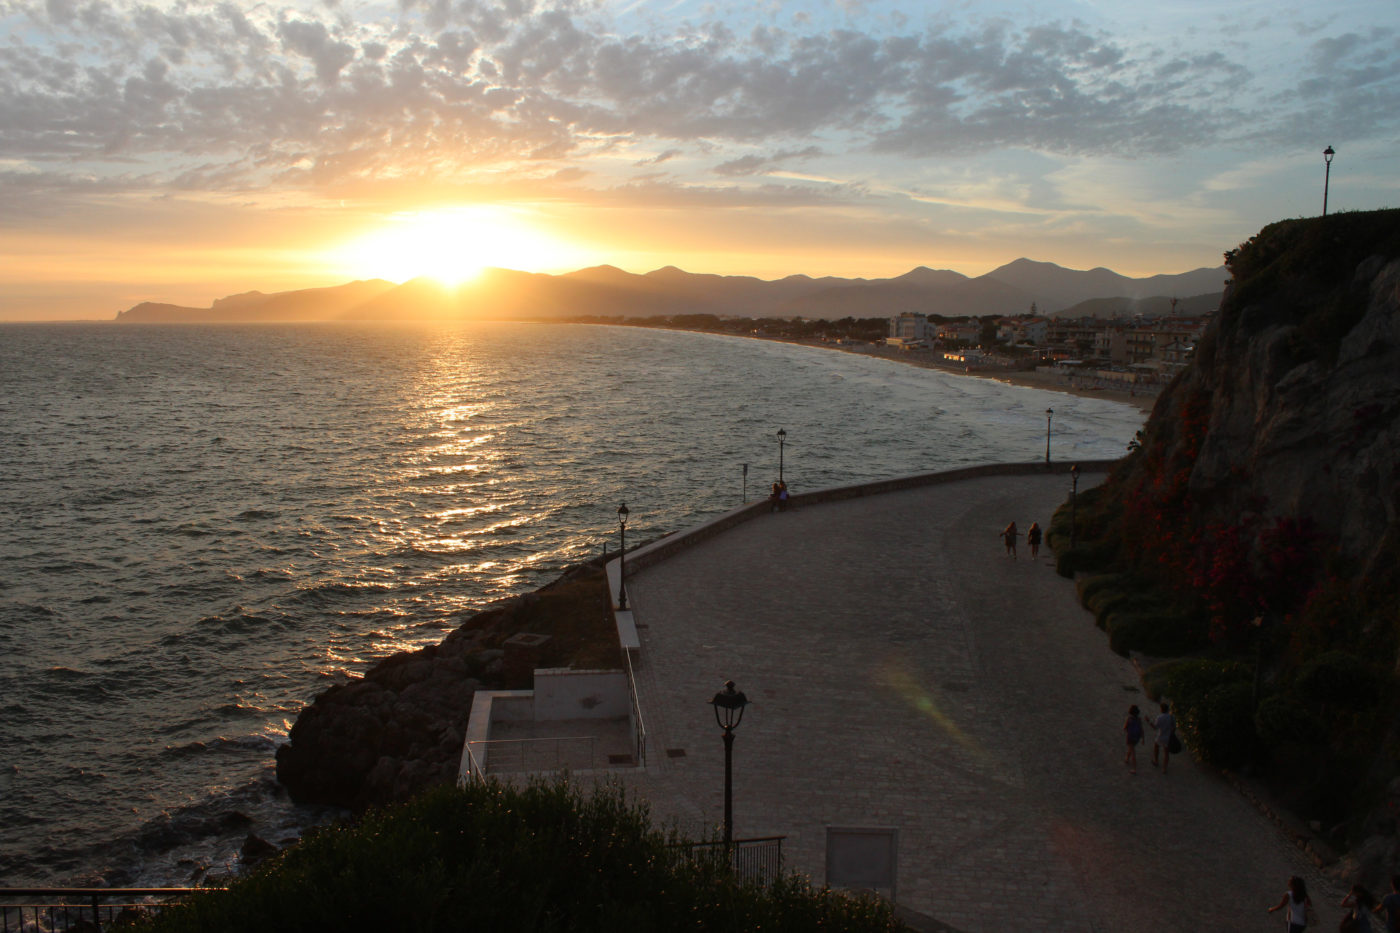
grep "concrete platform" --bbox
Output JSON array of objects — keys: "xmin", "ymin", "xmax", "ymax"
[
  {"xmin": 485, "ymin": 716, "xmax": 636, "ymax": 774},
  {"xmin": 614, "ymin": 470, "xmax": 1341, "ymax": 932}
]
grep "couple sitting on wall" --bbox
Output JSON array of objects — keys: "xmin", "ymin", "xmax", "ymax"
[{"xmin": 769, "ymin": 481, "xmax": 789, "ymax": 512}]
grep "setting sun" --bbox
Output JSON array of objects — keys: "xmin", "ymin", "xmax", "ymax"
[{"xmin": 330, "ymin": 207, "xmax": 587, "ymax": 286}]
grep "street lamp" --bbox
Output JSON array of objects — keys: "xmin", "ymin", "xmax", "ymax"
[
  {"xmin": 1044, "ymin": 408, "xmax": 1054, "ymax": 467},
  {"xmin": 616, "ymin": 503, "xmax": 629, "ymax": 611},
  {"xmin": 709, "ymin": 680, "xmax": 749, "ymax": 856},
  {"xmin": 1323, "ymin": 146, "xmax": 1336, "ymax": 216},
  {"xmin": 1069, "ymin": 464, "xmax": 1080, "ymax": 548},
  {"xmin": 777, "ymin": 428, "xmax": 786, "ymax": 484}
]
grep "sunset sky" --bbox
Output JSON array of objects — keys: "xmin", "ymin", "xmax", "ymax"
[{"xmin": 2, "ymin": 0, "xmax": 1397, "ymax": 320}]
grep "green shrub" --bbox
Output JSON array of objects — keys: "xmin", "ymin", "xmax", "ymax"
[
  {"xmin": 1161, "ymin": 659, "xmax": 1254, "ymax": 766},
  {"xmin": 1141, "ymin": 658, "xmax": 1194, "ymax": 701},
  {"xmin": 1188, "ymin": 681, "xmax": 1258, "ymax": 769},
  {"xmin": 1164, "ymin": 659, "xmax": 1251, "ymax": 704},
  {"xmin": 1076, "ymin": 573, "xmax": 1127, "ymax": 604},
  {"xmin": 1054, "ymin": 542, "xmax": 1120, "ymax": 579},
  {"xmin": 1106, "ymin": 611, "xmax": 1209, "ymax": 657},
  {"xmin": 1254, "ymin": 693, "xmax": 1327, "ymax": 748},
  {"xmin": 1295, "ymin": 650, "xmax": 1382, "ymax": 711},
  {"xmin": 1160, "ymin": 660, "xmax": 1256, "ymax": 768},
  {"xmin": 140, "ymin": 780, "xmax": 908, "ymax": 933},
  {"xmin": 1088, "ymin": 589, "xmax": 1163, "ymax": 628}
]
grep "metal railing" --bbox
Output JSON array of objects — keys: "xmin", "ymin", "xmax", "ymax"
[
  {"xmin": 624, "ymin": 650, "xmax": 648, "ymax": 767},
  {"xmin": 460, "ymin": 740, "xmax": 486, "ymax": 784},
  {"xmin": 672, "ymin": 836, "xmax": 785, "ymax": 885},
  {"xmin": 467, "ymin": 734, "xmax": 599, "ymax": 774},
  {"xmin": 0, "ymin": 888, "xmax": 211, "ymax": 932}
]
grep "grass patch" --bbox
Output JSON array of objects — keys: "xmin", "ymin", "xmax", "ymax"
[{"xmin": 506, "ymin": 561, "xmax": 621, "ymax": 670}]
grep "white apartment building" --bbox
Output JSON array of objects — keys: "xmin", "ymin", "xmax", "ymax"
[{"xmin": 889, "ymin": 312, "xmax": 932, "ymax": 341}]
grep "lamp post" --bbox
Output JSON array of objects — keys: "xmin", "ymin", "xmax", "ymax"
[
  {"xmin": 777, "ymin": 429, "xmax": 786, "ymax": 484},
  {"xmin": 1322, "ymin": 146, "xmax": 1335, "ymax": 216},
  {"xmin": 709, "ymin": 680, "xmax": 749, "ymax": 857},
  {"xmin": 1069, "ymin": 464, "xmax": 1080, "ymax": 548},
  {"xmin": 616, "ymin": 503, "xmax": 629, "ymax": 611},
  {"xmin": 1044, "ymin": 408, "xmax": 1054, "ymax": 467}
]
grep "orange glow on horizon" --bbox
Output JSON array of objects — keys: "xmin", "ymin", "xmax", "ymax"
[{"xmin": 325, "ymin": 206, "xmax": 593, "ymax": 287}]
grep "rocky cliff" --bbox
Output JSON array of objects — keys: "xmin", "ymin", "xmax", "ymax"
[
  {"xmin": 275, "ymin": 558, "xmax": 616, "ymax": 809},
  {"xmin": 1087, "ymin": 209, "xmax": 1400, "ymax": 879},
  {"xmin": 1120, "ymin": 209, "xmax": 1400, "ymax": 596}
]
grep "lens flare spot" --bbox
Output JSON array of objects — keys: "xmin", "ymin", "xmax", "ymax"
[{"xmin": 877, "ymin": 661, "xmax": 985, "ymax": 761}]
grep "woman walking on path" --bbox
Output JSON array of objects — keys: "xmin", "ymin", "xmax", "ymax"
[
  {"xmin": 1026, "ymin": 521, "xmax": 1042, "ymax": 558},
  {"xmin": 1269, "ymin": 875, "xmax": 1314, "ymax": 932},
  {"xmin": 1342, "ymin": 883, "xmax": 1375, "ymax": 932},
  {"xmin": 1152, "ymin": 702, "xmax": 1176, "ymax": 773},
  {"xmin": 1001, "ymin": 521, "xmax": 1019, "ymax": 558},
  {"xmin": 1375, "ymin": 876, "xmax": 1400, "ymax": 932},
  {"xmin": 1123, "ymin": 705, "xmax": 1144, "ymax": 774}
]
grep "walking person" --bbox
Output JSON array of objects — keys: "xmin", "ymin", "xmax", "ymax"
[
  {"xmin": 1151, "ymin": 701, "xmax": 1177, "ymax": 773},
  {"xmin": 1026, "ymin": 521, "xmax": 1043, "ymax": 558},
  {"xmin": 1001, "ymin": 521, "xmax": 1019, "ymax": 559},
  {"xmin": 1375, "ymin": 875, "xmax": 1400, "ymax": 932},
  {"xmin": 1342, "ymin": 883, "xmax": 1375, "ymax": 932},
  {"xmin": 1268, "ymin": 875, "xmax": 1314, "ymax": 932},
  {"xmin": 1123, "ymin": 704, "xmax": 1144, "ymax": 774}
]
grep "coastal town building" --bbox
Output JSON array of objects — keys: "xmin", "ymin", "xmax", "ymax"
[
  {"xmin": 876, "ymin": 308, "xmax": 1211, "ymax": 383},
  {"xmin": 938, "ymin": 322, "xmax": 981, "ymax": 344},
  {"xmin": 997, "ymin": 318, "xmax": 1049, "ymax": 345},
  {"xmin": 888, "ymin": 311, "xmax": 933, "ymax": 342},
  {"xmin": 1094, "ymin": 318, "xmax": 1208, "ymax": 366}
]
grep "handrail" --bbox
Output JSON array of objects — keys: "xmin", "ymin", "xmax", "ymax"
[
  {"xmin": 465, "ymin": 734, "xmax": 598, "ymax": 774},
  {"xmin": 0, "ymin": 888, "xmax": 209, "ymax": 896},
  {"xmin": 460, "ymin": 740, "xmax": 486, "ymax": 784},
  {"xmin": 0, "ymin": 888, "xmax": 212, "ymax": 933},
  {"xmin": 669, "ymin": 836, "xmax": 785, "ymax": 885},
  {"xmin": 624, "ymin": 649, "xmax": 648, "ymax": 767}
]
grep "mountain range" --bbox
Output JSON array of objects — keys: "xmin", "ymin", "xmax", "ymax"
[{"xmin": 113, "ymin": 259, "xmax": 1228, "ymax": 324}]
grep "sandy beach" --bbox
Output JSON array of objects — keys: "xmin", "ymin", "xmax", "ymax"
[{"xmin": 791, "ymin": 338, "xmax": 1161, "ymax": 415}]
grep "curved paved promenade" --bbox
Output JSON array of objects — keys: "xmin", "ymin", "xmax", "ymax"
[{"xmin": 618, "ymin": 470, "xmax": 1339, "ymax": 932}]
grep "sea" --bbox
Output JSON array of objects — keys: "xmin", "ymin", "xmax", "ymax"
[{"xmin": 0, "ymin": 322, "xmax": 1147, "ymax": 886}]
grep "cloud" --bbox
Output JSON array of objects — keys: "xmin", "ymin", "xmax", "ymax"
[
  {"xmin": 634, "ymin": 147, "xmax": 682, "ymax": 166},
  {"xmin": 714, "ymin": 145, "xmax": 822, "ymax": 176},
  {"xmin": 1252, "ymin": 26, "xmax": 1400, "ymax": 144},
  {"xmin": 277, "ymin": 18, "xmax": 356, "ymax": 85},
  {"xmin": 0, "ymin": 0, "xmax": 1394, "ymax": 225}
]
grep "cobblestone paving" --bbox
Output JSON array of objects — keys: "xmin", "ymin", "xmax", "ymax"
[{"xmin": 616, "ymin": 471, "xmax": 1341, "ymax": 932}]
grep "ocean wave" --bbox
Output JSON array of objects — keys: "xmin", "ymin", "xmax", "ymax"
[
  {"xmin": 284, "ymin": 580, "xmax": 396, "ymax": 609},
  {"xmin": 161, "ymin": 734, "xmax": 278, "ymax": 761}
]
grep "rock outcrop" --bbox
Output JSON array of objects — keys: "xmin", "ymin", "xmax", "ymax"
[
  {"xmin": 1116, "ymin": 210, "xmax": 1400, "ymax": 585},
  {"xmin": 1166, "ymin": 216, "xmax": 1400, "ymax": 580},
  {"xmin": 1097, "ymin": 209, "xmax": 1400, "ymax": 883},
  {"xmin": 275, "ymin": 557, "xmax": 615, "ymax": 809}
]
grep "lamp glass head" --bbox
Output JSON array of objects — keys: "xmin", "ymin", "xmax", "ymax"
[{"xmin": 710, "ymin": 680, "xmax": 749, "ymax": 730}]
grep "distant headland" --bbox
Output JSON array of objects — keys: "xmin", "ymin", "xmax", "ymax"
[{"xmin": 111, "ymin": 259, "xmax": 1227, "ymax": 325}]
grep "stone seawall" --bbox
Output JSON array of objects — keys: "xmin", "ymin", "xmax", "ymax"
[{"xmin": 624, "ymin": 459, "xmax": 1119, "ymax": 577}]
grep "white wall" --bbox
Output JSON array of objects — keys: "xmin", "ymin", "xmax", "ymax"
[{"xmin": 533, "ymin": 669, "xmax": 629, "ymax": 720}]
